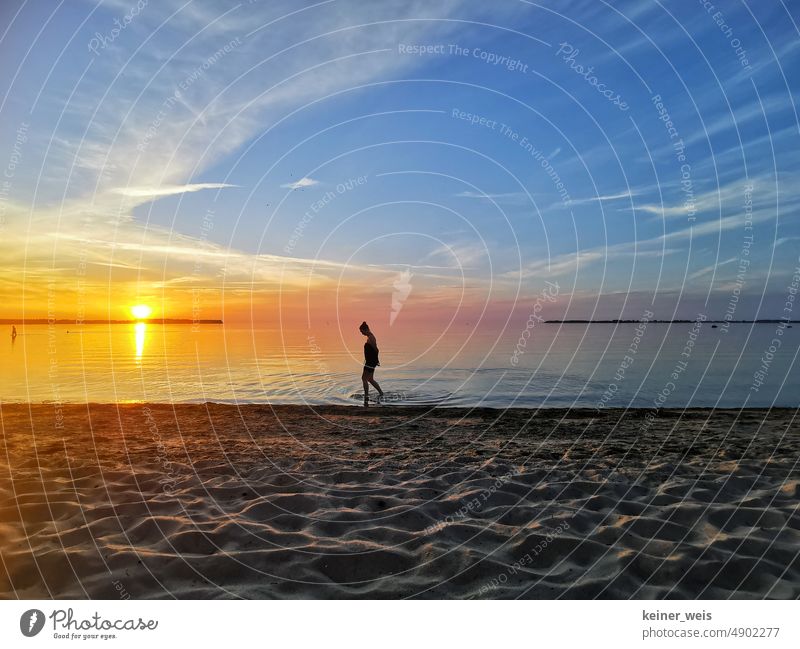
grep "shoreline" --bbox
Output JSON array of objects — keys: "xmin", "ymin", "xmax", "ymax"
[
  {"xmin": 3, "ymin": 402, "xmax": 799, "ymax": 413},
  {"xmin": 1, "ymin": 403, "xmax": 798, "ymax": 599}
]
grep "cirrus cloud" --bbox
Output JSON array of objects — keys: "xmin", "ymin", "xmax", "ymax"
[{"xmin": 280, "ymin": 177, "xmax": 319, "ymax": 190}]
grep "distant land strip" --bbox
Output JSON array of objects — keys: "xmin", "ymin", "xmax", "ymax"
[
  {"xmin": 545, "ymin": 319, "xmax": 799, "ymax": 324},
  {"xmin": 1, "ymin": 319, "xmax": 223, "ymax": 324}
]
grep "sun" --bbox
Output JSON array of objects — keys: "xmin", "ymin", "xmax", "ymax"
[{"xmin": 130, "ymin": 304, "xmax": 152, "ymax": 320}]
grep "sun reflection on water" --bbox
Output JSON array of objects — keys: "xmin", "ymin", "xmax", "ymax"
[{"xmin": 134, "ymin": 322, "xmax": 146, "ymax": 360}]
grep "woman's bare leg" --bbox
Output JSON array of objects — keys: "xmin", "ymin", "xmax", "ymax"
[
  {"xmin": 361, "ymin": 370, "xmax": 370, "ymax": 405},
  {"xmin": 368, "ymin": 377, "xmax": 383, "ymax": 397}
]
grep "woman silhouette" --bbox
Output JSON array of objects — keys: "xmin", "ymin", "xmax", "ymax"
[{"xmin": 359, "ymin": 321, "xmax": 384, "ymax": 405}]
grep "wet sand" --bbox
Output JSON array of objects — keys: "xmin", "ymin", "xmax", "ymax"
[{"xmin": 1, "ymin": 404, "xmax": 798, "ymax": 599}]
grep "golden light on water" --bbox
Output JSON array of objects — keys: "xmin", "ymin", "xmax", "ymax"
[
  {"xmin": 131, "ymin": 304, "xmax": 152, "ymax": 320},
  {"xmin": 130, "ymin": 305, "xmax": 151, "ymax": 360},
  {"xmin": 134, "ymin": 322, "xmax": 146, "ymax": 360}
]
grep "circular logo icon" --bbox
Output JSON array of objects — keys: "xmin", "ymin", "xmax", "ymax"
[{"xmin": 20, "ymin": 609, "xmax": 45, "ymax": 637}]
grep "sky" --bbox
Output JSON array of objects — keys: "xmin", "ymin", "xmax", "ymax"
[{"xmin": 1, "ymin": 0, "xmax": 799, "ymax": 330}]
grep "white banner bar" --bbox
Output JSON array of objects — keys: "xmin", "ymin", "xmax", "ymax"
[{"xmin": 1, "ymin": 600, "xmax": 798, "ymax": 648}]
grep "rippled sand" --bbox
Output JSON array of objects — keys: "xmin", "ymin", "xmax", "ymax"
[{"xmin": 1, "ymin": 404, "xmax": 798, "ymax": 599}]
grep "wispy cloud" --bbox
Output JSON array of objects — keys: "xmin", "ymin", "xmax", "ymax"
[
  {"xmin": 547, "ymin": 146, "xmax": 562, "ymax": 158},
  {"xmin": 455, "ymin": 190, "xmax": 531, "ymax": 204},
  {"xmin": 111, "ymin": 183, "xmax": 238, "ymax": 199},
  {"xmin": 567, "ymin": 190, "xmax": 634, "ymax": 207},
  {"xmin": 688, "ymin": 256, "xmax": 738, "ymax": 280},
  {"xmin": 280, "ymin": 177, "xmax": 319, "ymax": 190},
  {"xmin": 631, "ymin": 177, "xmax": 766, "ymax": 220},
  {"xmin": 422, "ymin": 242, "xmax": 488, "ymax": 269},
  {"xmin": 505, "ymin": 246, "xmax": 680, "ymax": 281}
]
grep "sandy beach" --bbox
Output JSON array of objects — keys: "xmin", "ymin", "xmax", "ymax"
[{"xmin": 1, "ymin": 404, "xmax": 798, "ymax": 599}]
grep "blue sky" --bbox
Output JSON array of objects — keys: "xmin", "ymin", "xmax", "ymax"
[{"xmin": 1, "ymin": 0, "xmax": 799, "ymax": 322}]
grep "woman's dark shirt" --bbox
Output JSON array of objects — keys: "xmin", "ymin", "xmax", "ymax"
[{"xmin": 364, "ymin": 342, "xmax": 380, "ymax": 368}]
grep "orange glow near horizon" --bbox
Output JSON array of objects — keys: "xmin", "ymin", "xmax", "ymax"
[{"xmin": 1, "ymin": 277, "xmax": 501, "ymax": 328}]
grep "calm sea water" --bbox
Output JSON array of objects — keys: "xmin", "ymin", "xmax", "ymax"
[{"xmin": 1, "ymin": 322, "xmax": 798, "ymax": 408}]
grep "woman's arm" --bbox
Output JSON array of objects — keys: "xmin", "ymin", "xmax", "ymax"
[{"xmin": 367, "ymin": 333, "xmax": 378, "ymax": 349}]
